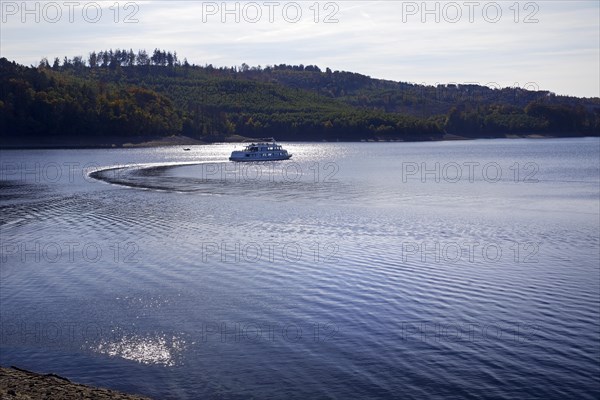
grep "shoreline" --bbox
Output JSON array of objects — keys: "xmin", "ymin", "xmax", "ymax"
[
  {"xmin": 1, "ymin": 133, "xmax": 594, "ymax": 150},
  {"xmin": 0, "ymin": 366, "xmax": 152, "ymax": 400}
]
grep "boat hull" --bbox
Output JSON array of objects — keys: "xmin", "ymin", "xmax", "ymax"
[{"xmin": 229, "ymin": 154, "xmax": 292, "ymax": 162}]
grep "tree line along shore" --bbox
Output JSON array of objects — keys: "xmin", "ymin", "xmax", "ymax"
[{"xmin": 1, "ymin": 49, "xmax": 598, "ymax": 147}]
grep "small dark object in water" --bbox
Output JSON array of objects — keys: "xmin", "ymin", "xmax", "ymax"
[{"xmin": 183, "ymin": 148, "xmax": 191, "ymax": 151}]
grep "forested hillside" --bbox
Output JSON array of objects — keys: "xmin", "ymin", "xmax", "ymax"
[{"xmin": 1, "ymin": 49, "xmax": 598, "ymax": 146}]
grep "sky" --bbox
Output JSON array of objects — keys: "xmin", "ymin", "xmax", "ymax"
[{"xmin": 1, "ymin": 0, "xmax": 598, "ymax": 98}]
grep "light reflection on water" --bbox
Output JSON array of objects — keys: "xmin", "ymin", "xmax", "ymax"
[{"xmin": 93, "ymin": 334, "xmax": 185, "ymax": 367}]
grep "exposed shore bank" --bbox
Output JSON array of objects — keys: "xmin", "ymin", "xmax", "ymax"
[
  {"xmin": 0, "ymin": 133, "xmax": 577, "ymax": 150},
  {"xmin": 0, "ymin": 366, "xmax": 152, "ymax": 400}
]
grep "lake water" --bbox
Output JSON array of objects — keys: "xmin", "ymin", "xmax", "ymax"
[{"xmin": 1, "ymin": 138, "xmax": 599, "ymax": 399}]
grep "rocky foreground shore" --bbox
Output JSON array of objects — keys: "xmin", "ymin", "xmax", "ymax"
[{"xmin": 0, "ymin": 367, "xmax": 152, "ymax": 399}]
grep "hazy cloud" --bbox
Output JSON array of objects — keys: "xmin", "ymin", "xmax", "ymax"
[{"xmin": 1, "ymin": 0, "xmax": 598, "ymax": 97}]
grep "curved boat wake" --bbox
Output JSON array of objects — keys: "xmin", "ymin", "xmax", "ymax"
[
  {"xmin": 87, "ymin": 161, "xmax": 345, "ymax": 202},
  {"xmin": 88, "ymin": 162, "xmax": 207, "ymax": 192}
]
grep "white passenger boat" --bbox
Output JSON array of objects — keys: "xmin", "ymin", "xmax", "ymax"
[{"xmin": 229, "ymin": 140, "xmax": 292, "ymax": 162}]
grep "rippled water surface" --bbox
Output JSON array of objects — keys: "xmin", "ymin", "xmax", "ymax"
[{"xmin": 1, "ymin": 139, "xmax": 599, "ymax": 399}]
